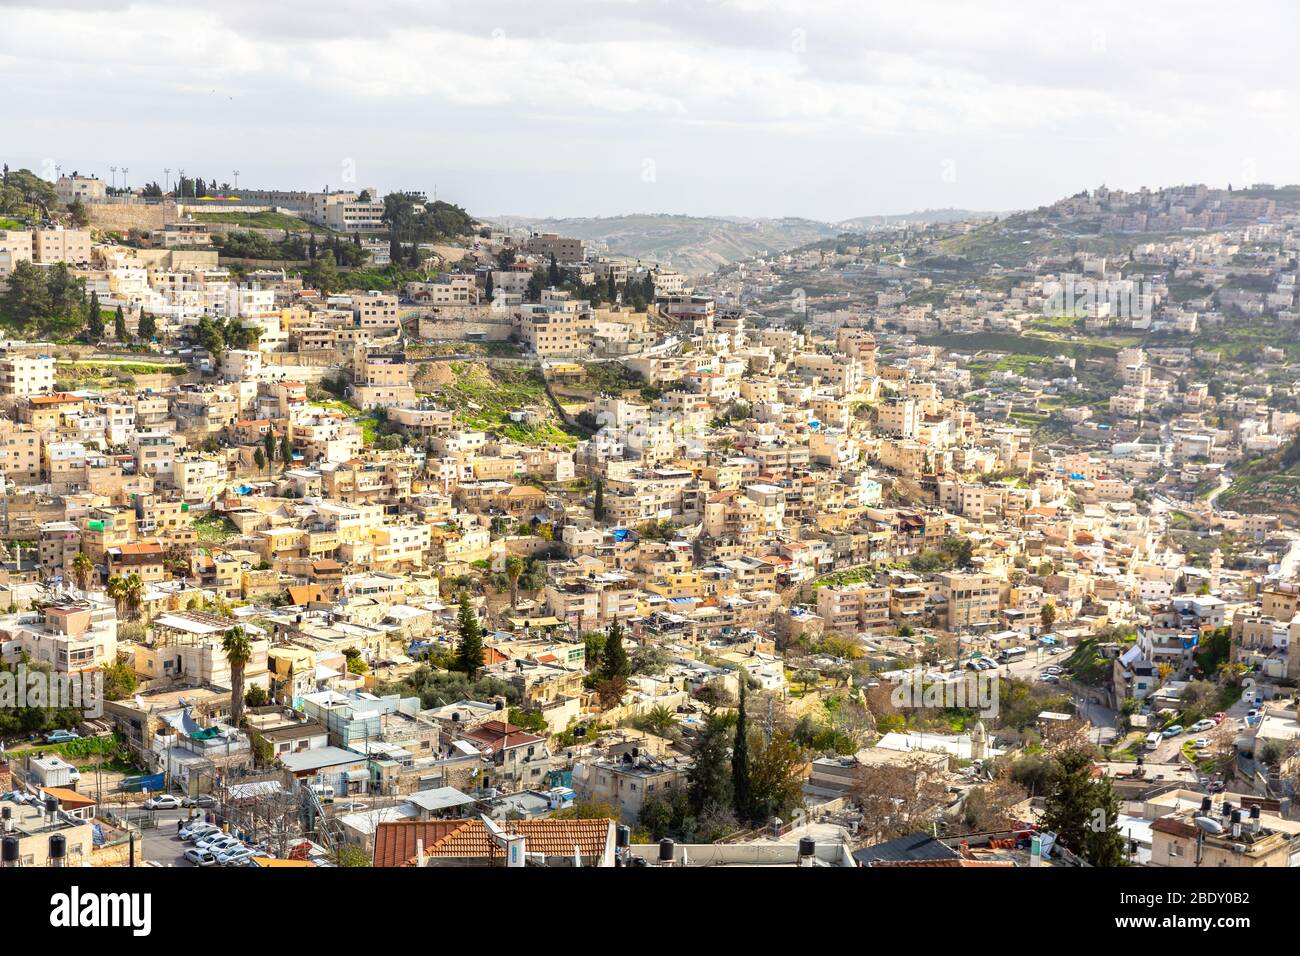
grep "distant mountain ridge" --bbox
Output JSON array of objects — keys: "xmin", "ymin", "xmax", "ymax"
[{"xmin": 486, "ymin": 209, "xmax": 996, "ymax": 274}]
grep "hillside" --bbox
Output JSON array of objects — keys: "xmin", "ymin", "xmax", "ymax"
[{"xmin": 488, "ymin": 214, "xmax": 842, "ymax": 273}]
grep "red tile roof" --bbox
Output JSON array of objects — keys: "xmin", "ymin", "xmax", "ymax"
[
  {"xmin": 462, "ymin": 720, "xmax": 544, "ymax": 754},
  {"xmin": 373, "ymin": 818, "xmax": 613, "ymax": 867}
]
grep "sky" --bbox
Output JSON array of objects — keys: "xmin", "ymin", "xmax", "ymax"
[{"xmin": 1, "ymin": 0, "xmax": 1298, "ymax": 222}]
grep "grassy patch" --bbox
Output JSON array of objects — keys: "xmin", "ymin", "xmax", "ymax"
[
  {"xmin": 194, "ymin": 210, "xmax": 322, "ymax": 232},
  {"xmin": 192, "ymin": 513, "xmax": 239, "ymax": 544}
]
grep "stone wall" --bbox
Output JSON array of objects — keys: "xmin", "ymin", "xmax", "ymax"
[{"xmin": 86, "ymin": 201, "xmax": 178, "ymax": 232}]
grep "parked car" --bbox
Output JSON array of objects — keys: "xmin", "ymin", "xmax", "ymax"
[
  {"xmin": 182, "ymin": 794, "xmax": 216, "ymax": 809},
  {"xmin": 181, "ymin": 823, "xmax": 220, "ymax": 842},
  {"xmin": 143, "ymin": 794, "xmax": 182, "ymax": 811},
  {"xmin": 44, "ymin": 729, "xmax": 82, "ymax": 744},
  {"xmin": 1212, "ymin": 712, "xmax": 1227, "ymax": 723},
  {"xmin": 1044, "ymin": 666, "xmax": 1063, "ymax": 675},
  {"xmin": 1190, "ymin": 719, "xmax": 1216, "ymax": 733},
  {"xmin": 216, "ymin": 846, "xmax": 255, "ymax": 867},
  {"xmin": 1037, "ymin": 673, "xmax": 1059, "ymax": 683},
  {"xmin": 184, "ymin": 848, "xmax": 218, "ymax": 866},
  {"xmin": 1192, "ymin": 738, "xmax": 1211, "ymax": 749},
  {"xmin": 1161, "ymin": 725, "xmax": 1184, "ymax": 738},
  {"xmin": 195, "ymin": 834, "xmax": 241, "ymax": 853}
]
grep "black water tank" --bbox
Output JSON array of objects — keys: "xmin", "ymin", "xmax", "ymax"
[
  {"xmin": 1201, "ymin": 796, "xmax": 1212, "ymax": 814},
  {"xmin": 658, "ymin": 838, "xmax": 674, "ymax": 863},
  {"xmin": 616, "ymin": 825, "xmax": 631, "ymax": 849},
  {"xmin": 48, "ymin": 834, "xmax": 66, "ymax": 866},
  {"xmin": 1, "ymin": 836, "xmax": 17, "ymax": 865},
  {"xmin": 798, "ymin": 836, "xmax": 816, "ymax": 859}
]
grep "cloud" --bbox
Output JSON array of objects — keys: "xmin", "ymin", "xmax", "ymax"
[{"xmin": 1, "ymin": 0, "xmax": 1296, "ymax": 218}]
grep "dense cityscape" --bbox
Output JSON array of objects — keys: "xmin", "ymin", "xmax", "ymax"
[{"xmin": 2, "ymin": 1, "xmax": 1298, "ymax": 938}]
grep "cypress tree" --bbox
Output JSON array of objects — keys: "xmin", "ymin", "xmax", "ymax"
[
  {"xmin": 86, "ymin": 291, "xmax": 104, "ymax": 341},
  {"xmin": 138, "ymin": 310, "xmax": 156, "ymax": 341},
  {"xmin": 602, "ymin": 618, "xmax": 630, "ymax": 680},
  {"xmin": 114, "ymin": 305, "xmax": 128, "ymax": 342},
  {"xmin": 732, "ymin": 680, "xmax": 752, "ymax": 824},
  {"xmin": 454, "ymin": 592, "xmax": 484, "ymax": 680},
  {"xmin": 593, "ymin": 478, "xmax": 605, "ymax": 522}
]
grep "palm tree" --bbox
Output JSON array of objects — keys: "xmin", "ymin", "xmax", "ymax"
[
  {"xmin": 122, "ymin": 573, "xmax": 145, "ymax": 621},
  {"xmin": 505, "ymin": 556, "xmax": 525, "ymax": 610},
  {"xmin": 72, "ymin": 552, "xmax": 94, "ymax": 591},
  {"xmin": 644, "ymin": 704, "xmax": 677, "ymax": 737},
  {"xmin": 222, "ymin": 626, "xmax": 252, "ymax": 727},
  {"xmin": 105, "ymin": 575, "xmax": 128, "ymax": 617}
]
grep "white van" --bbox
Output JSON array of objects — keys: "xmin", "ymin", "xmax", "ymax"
[{"xmin": 1145, "ymin": 732, "xmax": 1161, "ymax": 751}]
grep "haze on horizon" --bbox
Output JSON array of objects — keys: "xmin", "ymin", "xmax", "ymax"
[{"xmin": 2, "ymin": 0, "xmax": 1297, "ymax": 222}]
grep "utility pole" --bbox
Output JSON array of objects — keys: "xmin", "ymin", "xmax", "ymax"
[
  {"xmin": 109, "ymin": 166, "xmax": 117, "ymax": 190},
  {"xmin": 232, "ymin": 170, "xmax": 240, "ymax": 189},
  {"xmin": 163, "ymin": 168, "xmax": 171, "ymax": 195}
]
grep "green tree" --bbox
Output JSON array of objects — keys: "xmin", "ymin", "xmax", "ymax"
[
  {"xmin": 222, "ymin": 626, "xmax": 253, "ymax": 727},
  {"xmin": 254, "ymin": 447, "xmax": 267, "ymax": 474},
  {"xmin": 732, "ymin": 681, "xmax": 752, "ymax": 824},
  {"xmin": 86, "ymin": 290, "xmax": 104, "ymax": 341},
  {"xmin": 72, "ymin": 551, "xmax": 95, "ymax": 591},
  {"xmin": 505, "ymin": 556, "xmax": 525, "ymax": 609},
  {"xmin": 1040, "ymin": 747, "xmax": 1127, "ymax": 866},
  {"xmin": 454, "ymin": 592, "xmax": 485, "ymax": 680},
  {"xmin": 280, "ymin": 434, "xmax": 294, "ymax": 466},
  {"xmin": 548, "ymin": 253, "xmax": 561, "ymax": 287},
  {"xmin": 138, "ymin": 309, "xmax": 156, "ymax": 341},
  {"xmin": 263, "ymin": 429, "xmax": 276, "ymax": 467},
  {"xmin": 0, "ymin": 261, "xmax": 52, "ymax": 324},
  {"xmin": 593, "ymin": 478, "xmax": 605, "ymax": 521},
  {"xmin": 601, "ymin": 618, "xmax": 631, "ymax": 681},
  {"xmin": 687, "ymin": 714, "xmax": 733, "ymax": 819},
  {"xmin": 1040, "ymin": 602, "xmax": 1057, "ymax": 630},
  {"xmin": 121, "ymin": 573, "xmax": 145, "ymax": 621},
  {"xmin": 114, "ymin": 305, "xmax": 129, "ymax": 342},
  {"xmin": 749, "ymin": 729, "xmax": 807, "ymax": 824}
]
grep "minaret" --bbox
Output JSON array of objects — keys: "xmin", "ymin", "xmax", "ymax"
[{"xmin": 1209, "ymin": 548, "xmax": 1223, "ymax": 594}]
